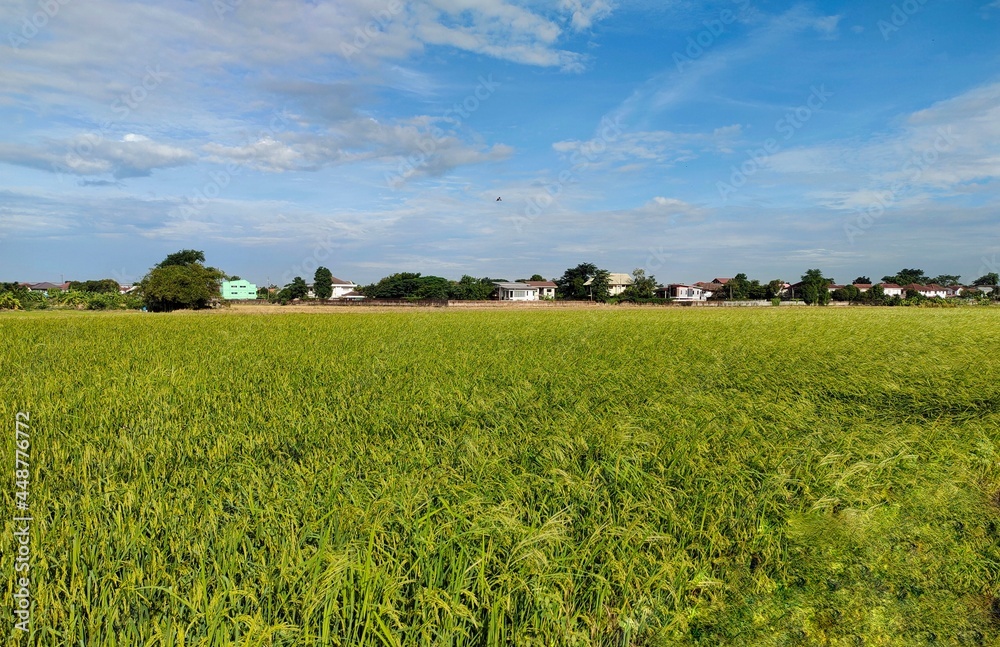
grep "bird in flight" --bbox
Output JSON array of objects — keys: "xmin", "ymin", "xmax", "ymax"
[{"xmin": 496, "ymin": 197, "xmax": 502, "ymax": 201}]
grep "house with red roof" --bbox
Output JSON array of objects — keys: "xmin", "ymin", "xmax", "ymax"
[
  {"xmin": 523, "ymin": 280, "xmax": 557, "ymax": 299},
  {"xmin": 902, "ymin": 284, "xmax": 948, "ymax": 299},
  {"xmin": 879, "ymin": 283, "xmax": 905, "ymax": 298}
]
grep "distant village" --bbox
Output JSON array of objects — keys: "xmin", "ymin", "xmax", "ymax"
[
  {"xmin": 10, "ymin": 262, "xmax": 998, "ymax": 311},
  {"xmin": 211, "ymin": 274, "xmax": 994, "ymax": 303}
]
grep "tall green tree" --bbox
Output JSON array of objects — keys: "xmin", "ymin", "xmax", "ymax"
[
  {"xmin": 157, "ymin": 249, "xmax": 206, "ymax": 268},
  {"xmin": 141, "ymin": 256, "xmax": 225, "ymax": 312},
  {"xmin": 313, "ymin": 266, "xmax": 333, "ymax": 300},
  {"xmin": 863, "ymin": 283, "xmax": 886, "ymax": 304},
  {"xmin": 881, "ymin": 268, "xmax": 928, "ymax": 285},
  {"xmin": 853, "ymin": 276, "xmax": 872, "ymax": 284},
  {"xmin": 556, "ymin": 263, "xmax": 598, "ymax": 300},
  {"xmin": 278, "ymin": 277, "xmax": 309, "ymax": 302},
  {"xmin": 726, "ymin": 273, "xmax": 751, "ymax": 300},
  {"xmin": 929, "ymin": 274, "xmax": 961, "ymax": 286},
  {"xmin": 415, "ymin": 276, "xmax": 451, "ymax": 299},
  {"xmin": 451, "ymin": 276, "xmax": 496, "ymax": 300},
  {"xmin": 359, "ymin": 273, "xmax": 423, "ymax": 298},
  {"xmin": 973, "ymin": 273, "xmax": 998, "ymax": 286},
  {"xmin": 67, "ymin": 279, "xmax": 120, "ymax": 293},
  {"xmin": 589, "ymin": 269, "xmax": 612, "ymax": 303},
  {"xmin": 747, "ymin": 279, "xmax": 768, "ymax": 300},
  {"xmin": 622, "ymin": 268, "xmax": 657, "ymax": 300},
  {"xmin": 800, "ymin": 269, "xmax": 833, "ymax": 305},
  {"xmin": 832, "ymin": 285, "xmax": 860, "ymax": 302},
  {"xmin": 359, "ymin": 273, "xmax": 452, "ymax": 299}
]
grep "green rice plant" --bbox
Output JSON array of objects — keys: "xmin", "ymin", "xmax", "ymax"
[{"xmin": 1, "ymin": 308, "xmax": 999, "ymax": 645}]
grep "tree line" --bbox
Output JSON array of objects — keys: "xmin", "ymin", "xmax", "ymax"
[{"xmin": 4, "ymin": 251, "xmax": 1000, "ymax": 312}]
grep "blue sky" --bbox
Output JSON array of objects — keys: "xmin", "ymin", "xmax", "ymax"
[{"xmin": 1, "ymin": 0, "xmax": 998, "ymax": 287}]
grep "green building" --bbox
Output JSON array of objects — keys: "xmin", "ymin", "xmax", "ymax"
[{"xmin": 221, "ymin": 280, "xmax": 258, "ymax": 300}]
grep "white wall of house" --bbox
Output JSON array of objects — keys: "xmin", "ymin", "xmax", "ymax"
[
  {"xmin": 607, "ymin": 273, "xmax": 632, "ymax": 296},
  {"xmin": 495, "ymin": 283, "xmax": 539, "ymax": 301},
  {"xmin": 524, "ymin": 282, "xmax": 557, "ymax": 298},
  {"xmin": 330, "ymin": 283, "xmax": 357, "ymax": 299},
  {"xmin": 307, "ymin": 278, "xmax": 358, "ymax": 299},
  {"xmin": 511, "ymin": 289, "xmax": 537, "ymax": 301},
  {"xmin": 670, "ymin": 285, "xmax": 707, "ymax": 301}
]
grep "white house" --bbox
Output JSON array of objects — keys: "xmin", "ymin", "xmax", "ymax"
[
  {"xmin": 607, "ymin": 273, "xmax": 633, "ymax": 296},
  {"xmin": 524, "ymin": 280, "xmax": 557, "ymax": 299},
  {"xmin": 330, "ymin": 276, "xmax": 357, "ymax": 299},
  {"xmin": 494, "ymin": 282, "xmax": 539, "ymax": 301},
  {"xmin": 905, "ymin": 284, "xmax": 948, "ymax": 299},
  {"xmin": 659, "ymin": 284, "xmax": 709, "ymax": 301},
  {"xmin": 308, "ymin": 275, "xmax": 358, "ymax": 299},
  {"xmin": 879, "ymin": 283, "xmax": 905, "ymax": 298}
]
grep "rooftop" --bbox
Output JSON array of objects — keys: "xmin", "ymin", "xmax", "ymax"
[{"xmin": 494, "ymin": 282, "xmax": 537, "ymax": 290}]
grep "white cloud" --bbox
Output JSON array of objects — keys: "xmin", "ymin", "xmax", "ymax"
[
  {"xmin": 0, "ymin": 0, "xmax": 616, "ymax": 145},
  {"xmin": 553, "ymin": 125, "xmax": 742, "ymax": 170},
  {"xmin": 766, "ymin": 82, "xmax": 1000, "ymax": 210},
  {"xmin": 201, "ymin": 115, "xmax": 514, "ymax": 178},
  {"xmin": 413, "ymin": 2, "xmax": 587, "ymax": 71},
  {"xmin": 813, "ymin": 15, "xmax": 841, "ymax": 38},
  {"xmin": 0, "ymin": 135, "xmax": 195, "ymax": 179},
  {"xmin": 559, "ymin": 0, "xmax": 615, "ymax": 31},
  {"xmin": 203, "ymin": 138, "xmax": 308, "ymax": 173}
]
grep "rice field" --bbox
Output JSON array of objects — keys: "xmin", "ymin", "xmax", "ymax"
[{"xmin": 2, "ymin": 307, "xmax": 1000, "ymax": 645}]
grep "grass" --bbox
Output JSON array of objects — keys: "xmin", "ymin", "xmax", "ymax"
[{"xmin": 2, "ymin": 307, "xmax": 1000, "ymax": 645}]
